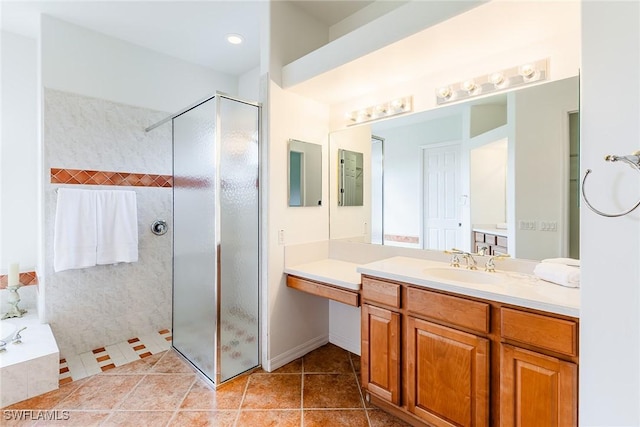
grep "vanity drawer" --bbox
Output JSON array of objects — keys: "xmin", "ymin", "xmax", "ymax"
[
  {"xmin": 474, "ymin": 232, "xmax": 485, "ymax": 243},
  {"xmin": 496, "ymin": 236, "xmax": 508, "ymax": 248},
  {"xmin": 361, "ymin": 276, "xmax": 401, "ymax": 308},
  {"xmin": 484, "ymin": 234, "xmax": 498, "ymax": 245},
  {"xmin": 501, "ymin": 308, "xmax": 577, "ymax": 357},
  {"xmin": 287, "ymin": 275, "xmax": 360, "ymax": 307},
  {"xmin": 406, "ymin": 287, "xmax": 490, "ymax": 334}
]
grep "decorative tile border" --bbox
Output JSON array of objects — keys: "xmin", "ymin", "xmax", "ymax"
[
  {"xmin": 51, "ymin": 168, "xmax": 172, "ymax": 188},
  {"xmin": 60, "ymin": 329, "xmax": 172, "ymax": 385},
  {"xmin": 0, "ymin": 271, "xmax": 38, "ymax": 289},
  {"xmin": 384, "ymin": 234, "xmax": 420, "ymax": 244}
]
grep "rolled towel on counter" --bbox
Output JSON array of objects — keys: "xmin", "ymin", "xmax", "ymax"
[
  {"xmin": 541, "ymin": 257, "xmax": 580, "ymax": 267},
  {"xmin": 534, "ymin": 262, "xmax": 580, "ymax": 288}
]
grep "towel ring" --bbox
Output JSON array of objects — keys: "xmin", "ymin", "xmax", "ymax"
[{"xmin": 581, "ymin": 150, "xmax": 640, "ymax": 218}]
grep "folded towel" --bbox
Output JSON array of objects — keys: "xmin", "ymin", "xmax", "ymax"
[
  {"xmin": 96, "ymin": 190, "xmax": 138, "ymax": 265},
  {"xmin": 54, "ymin": 189, "xmax": 98, "ymax": 272},
  {"xmin": 534, "ymin": 262, "xmax": 580, "ymax": 288},
  {"xmin": 542, "ymin": 257, "xmax": 580, "ymax": 267}
]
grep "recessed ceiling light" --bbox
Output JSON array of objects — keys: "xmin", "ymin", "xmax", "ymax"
[{"xmin": 226, "ymin": 34, "xmax": 244, "ymax": 45}]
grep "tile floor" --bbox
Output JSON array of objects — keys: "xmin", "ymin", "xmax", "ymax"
[{"xmin": 2, "ymin": 343, "xmax": 411, "ymax": 427}]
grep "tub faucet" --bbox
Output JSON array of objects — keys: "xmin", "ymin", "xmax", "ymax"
[
  {"xmin": 0, "ymin": 340, "xmax": 6, "ymax": 352},
  {"xmin": 12, "ymin": 327, "xmax": 27, "ymax": 344}
]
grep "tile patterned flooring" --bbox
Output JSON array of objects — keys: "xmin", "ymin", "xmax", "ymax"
[{"xmin": 2, "ymin": 343, "xmax": 411, "ymax": 427}]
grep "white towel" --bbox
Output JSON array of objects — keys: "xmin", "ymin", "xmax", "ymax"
[
  {"xmin": 534, "ymin": 263, "xmax": 580, "ymax": 288},
  {"xmin": 54, "ymin": 189, "xmax": 98, "ymax": 272},
  {"xmin": 96, "ymin": 190, "xmax": 138, "ymax": 265},
  {"xmin": 542, "ymin": 257, "xmax": 580, "ymax": 267}
]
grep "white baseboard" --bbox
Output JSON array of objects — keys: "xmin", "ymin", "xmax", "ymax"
[
  {"xmin": 266, "ymin": 334, "xmax": 328, "ymax": 372},
  {"xmin": 329, "ymin": 332, "xmax": 361, "ymax": 356}
]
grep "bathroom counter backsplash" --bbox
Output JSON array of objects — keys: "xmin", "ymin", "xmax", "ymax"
[{"xmin": 357, "ymin": 256, "xmax": 579, "ymax": 317}]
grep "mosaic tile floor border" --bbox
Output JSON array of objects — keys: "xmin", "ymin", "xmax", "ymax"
[{"xmin": 59, "ymin": 329, "xmax": 172, "ymax": 385}]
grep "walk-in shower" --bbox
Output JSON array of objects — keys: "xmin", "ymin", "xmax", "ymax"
[{"xmin": 147, "ymin": 93, "xmax": 260, "ymax": 386}]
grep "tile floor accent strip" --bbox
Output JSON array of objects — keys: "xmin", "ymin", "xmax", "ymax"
[{"xmin": 61, "ymin": 329, "xmax": 172, "ymax": 385}]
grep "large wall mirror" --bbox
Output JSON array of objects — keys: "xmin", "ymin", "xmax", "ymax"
[
  {"xmin": 329, "ymin": 76, "xmax": 580, "ymax": 261},
  {"xmin": 288, "ymin": 139, "xmax": 323, "ymax": 207}
]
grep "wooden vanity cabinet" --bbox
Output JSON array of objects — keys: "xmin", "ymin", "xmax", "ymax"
[
  {"xmin": 361, "ymin": 303, "xmax": 401, "ymax": 405},
  {"xmin": 499, "ymin": 308, "xmax": 578, "ymax": 426},
  {"xmin": 360, "ymin": 274, "xmax": 579, "ymax": 427},
  {"xmin": 407, "ymin": 316, "xmax": 489, "ymax": 427}
]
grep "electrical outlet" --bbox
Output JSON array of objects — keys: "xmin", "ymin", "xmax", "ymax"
[
  {"xmin": 518, "ymin": 220, "xmax": 537, "ymax": 230},
  {"xmin": 278, "ymin": 229, "xmax": 285, "ymax": 245},
  {"xmin": 540, "ymin": 221, "xmax": 558, "ymax": 232}
]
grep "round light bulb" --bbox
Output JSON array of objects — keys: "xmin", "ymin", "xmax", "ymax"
[
  {"xmin": 461, "ymin": 79, "xmax": 477, "ymax": 93},
  {"xmin": 436, "ymin": 86, "xmax": 452, "ymax": 99},
  {"xmin": 519, "ymin": 63, "xmax": 536, "ymax": 79},
  {"xmin": 489, "ymin": 72, "xmax": 505, "ymax": 86},
  {"xmin": 226, "ymin": 34, "xmax": 244, "ymax": 45}
]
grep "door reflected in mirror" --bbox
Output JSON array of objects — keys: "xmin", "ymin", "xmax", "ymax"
[
  {"xmin": 338, "ymin": 149, "xmax": 364, "ymax": 207},
  {"xmin": 328, "ymin": 76, "xmax": 579, "ymax": 261},
  {"xmin": 288, "ymin": 139, "xmax": 322, "ymax": 207}
]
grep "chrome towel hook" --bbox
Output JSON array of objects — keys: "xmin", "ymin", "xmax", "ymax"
[{"xmin": 581, "ymin": 150, "xmax": 640, "ymax": 217}]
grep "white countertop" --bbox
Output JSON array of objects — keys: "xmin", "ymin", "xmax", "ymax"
[
  {"xmin": 284, "ymin": 259, "xmax": 361, "ymax": 291},
  {"xmin": 357, "ymin": 256, "xmax": 580, "ymax": 317},
  {"xmin": 473, "ymin": 226, "xmax": 508, "ymax": 237}
]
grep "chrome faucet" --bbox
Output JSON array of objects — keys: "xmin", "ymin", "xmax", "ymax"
[
  {"xmin": 485, "ymin": 252, "xmax": 510, "ymax": 272},
  {"xmin": 0, "ymin": 340, "xmax": 6, "ymax": 352},
  {"xmin": 12, "ymin": 327, "xmax": 27, "ymax": 344},
  {"xmin": 462, "ymin": 252, "xmax": 478, "ymax": 270},
  {"xmin": 445, "ymin": 248, "xmax": 478, "ymax": 270}
]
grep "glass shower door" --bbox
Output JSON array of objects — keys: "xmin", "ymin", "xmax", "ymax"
[{"xmin": 172, "ymin": 95, "xmax": 259, "ymax": 385}]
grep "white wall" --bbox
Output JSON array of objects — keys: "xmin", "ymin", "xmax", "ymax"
[
  {"xmin": 470, "ymin": 139, "xmax": 507, "ymax": 226},
  {"xmin": 41, "ymin": 15, "xmax": 238, "ymax": 113},
  {"xmin": 508, "ymin": 77, "xmax": 578, "ymax": 260},
  {"xmin": 0, "ymin": 32, "xmax": 38, "ymax": 272},
  {"xmin": 580, "ymin": 1, "xmax": 640, "ymax": 424},
  {"xmin": 238, "ymin": 66, "xmax": 261, "ymax": 102},
  {"xmin": 266, "ymin": 81, "xmax": 332, "ymax": 369}
]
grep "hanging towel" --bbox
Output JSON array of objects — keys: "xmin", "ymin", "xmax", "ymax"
[
  {"xmin": 534, "ymin": 262, "xmax": 580, "ymax": 288},
  {"xmin": 54, "ymin": 189, "xmax": 98, "ymax": 272},
  {"xmin": 541, "ymin": 257, "xmax": 580, "ymax": 267},
  {"xmin": 96, "ymin": 190, "xmax": 139, "ymax": 265}
]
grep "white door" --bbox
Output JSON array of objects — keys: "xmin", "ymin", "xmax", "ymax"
[{"xmin": 423, "ymin": 143, "xmax": 462, "ymax": 250}]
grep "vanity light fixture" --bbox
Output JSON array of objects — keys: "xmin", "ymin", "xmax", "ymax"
[
  {"xmin": 436, "ymin": 58, "xmax": 548, "ymax": 105},
  {"xmin": 347, "ymin": 96, "xmax": 413, "ymax": 126}
]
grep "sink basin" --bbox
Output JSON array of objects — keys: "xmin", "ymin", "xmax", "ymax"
[
  {"xmin": 0, "ymin": 320, "xmax": 17, "ymax": 342},
  {"xmin": 423, "ymin": 267, "xmax": 506, "ymax": 285}
]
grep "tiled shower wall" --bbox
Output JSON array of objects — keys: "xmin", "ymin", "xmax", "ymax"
[{"xmin": 44, "ymin": 88, "xmax": 173, "ymax": 357}]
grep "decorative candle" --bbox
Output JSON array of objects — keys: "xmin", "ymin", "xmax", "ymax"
[{"xmin": 8, "ymin": 263, "xmax": 19, "ymax": 287}]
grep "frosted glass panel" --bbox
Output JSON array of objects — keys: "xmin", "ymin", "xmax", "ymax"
[
  {"xmin": 218, "ymin": 97, "xmax": 259, "ymax": 382},
  {"xmin": 172, "ymin": 95, "xmax": 259, "ymax": 385},
  {"xmin": 172, "ymin": 99, "xmax": 217, "ymax": 381}
]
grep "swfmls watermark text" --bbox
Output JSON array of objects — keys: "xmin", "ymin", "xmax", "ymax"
[{"xmin": 3, "ymin": 410, "xmax": 70, "ymax": 421}]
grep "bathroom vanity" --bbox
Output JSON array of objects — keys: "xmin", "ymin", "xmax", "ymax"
[
  {"xmin": 285, "ymin": 249, "xmax": 579, "ymax": 427},
  {"xmin": 358, "ymin": 258, "xmax": 578, "ymax": 427}
]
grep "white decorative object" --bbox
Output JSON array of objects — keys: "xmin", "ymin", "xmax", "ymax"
[{"xmin": 3, "ymin": 263, "xmax": 27, "ymax": 319}]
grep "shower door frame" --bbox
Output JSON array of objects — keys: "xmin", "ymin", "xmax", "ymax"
[{"xmin": 169, "ymin": 92, "xmax": 262, "ymax": 388}]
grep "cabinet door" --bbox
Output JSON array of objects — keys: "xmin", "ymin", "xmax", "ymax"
[
  {"xmin": 407, "ymin": 316, "xmax": 489, "ymax": 427},
  {"xmin": 361, "ymin": 304, "xmax": 401, "ymax": 405},
  {"xmin": 500, "ymin": 344, "xmax": 577, "ymax": 427}
]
